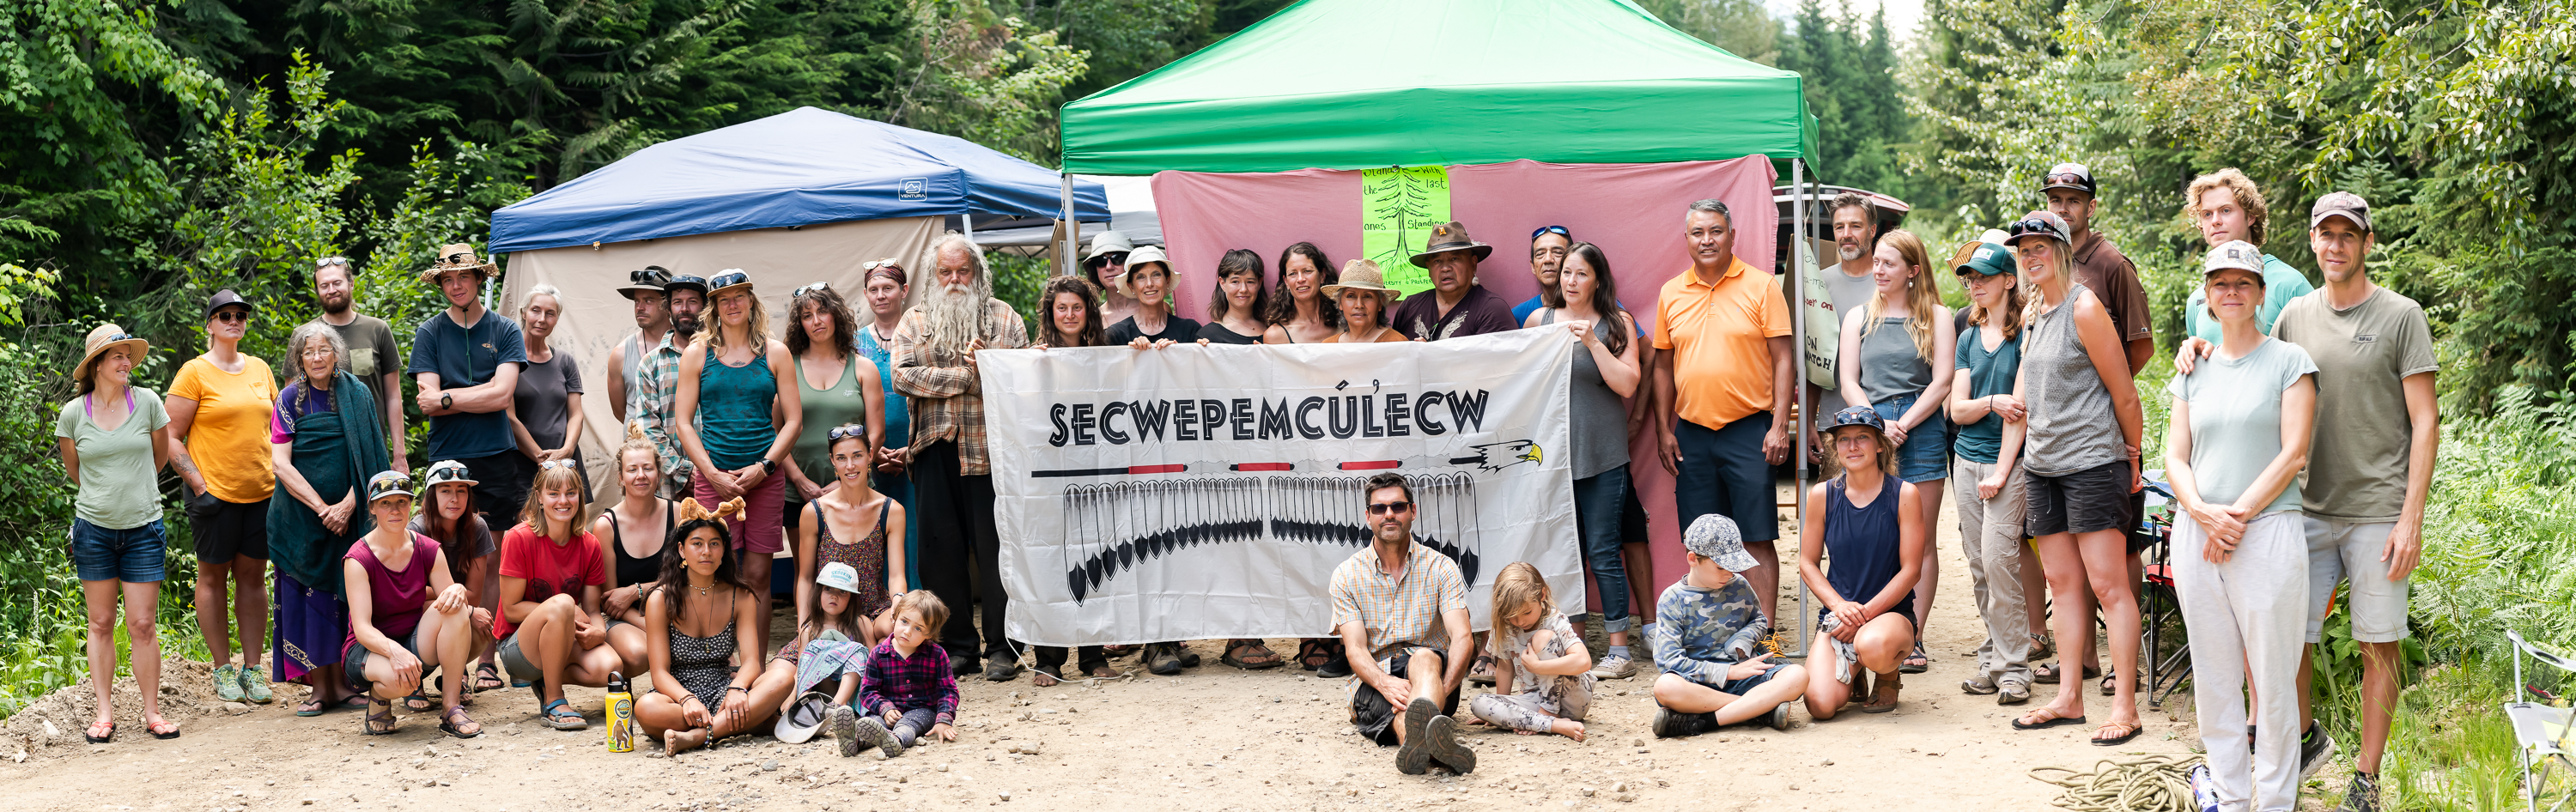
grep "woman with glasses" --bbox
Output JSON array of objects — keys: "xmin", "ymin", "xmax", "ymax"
[
  {"xmin": 507, "ymin": 283, "xmax": 587, "ymax": 522},
  {"xmin": 1944, "ymin": 240, "xmax": 2039, "ymax": 706},
  {"xmin": 784, "ymin": 282, "xmax": 888, "ymax": 605},
  {"xmin": 1262, "ymin": 243, "xmax": 1342, "ymax": 346},
  {"xmin": 267, "ymin": 322, "xmax": 393, "ymax": 716},
  {"xmin": 2001, "ymin": 211, "xmax": 2148, "ymax": 747},
  {"xmin": 854, "ymin": 261, "xmax": 920, "ymax": 593},
  {"xmin": 58, "ymin": 324, "xmax": 179, "ymax": 742},
  {"xmin": 167, "ymin": 290, "xmax": 281, "ymax": 705},
  {"xmin": 677, "ymin": 270, "xmax": 804, "ymax": 645},
  {"xmin": 1834, "ymin": 229, "xmax": 1954, "ymax": 675}
]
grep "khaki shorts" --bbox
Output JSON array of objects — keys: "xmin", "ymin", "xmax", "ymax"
[{"xmin": 2302, "ymin": 517, "xmax": 2410, "ymax": 645}]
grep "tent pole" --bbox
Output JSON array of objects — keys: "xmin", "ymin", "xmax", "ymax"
[
  {"xmin": 1790, "ymin": 157, "xmax": 1811, "ymax": 660},
  {"xmin": 963, "ymin": 211, "xmax": 975, "ymax": 245},
  {"xmin": 1060, "ymin": 173, "xmax": 1077, "ymax": 276}
]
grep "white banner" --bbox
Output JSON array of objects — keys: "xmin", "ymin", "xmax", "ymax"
[{"xmin": 982, "ymin": 327, "xmax": 1583, "ymax": 647}]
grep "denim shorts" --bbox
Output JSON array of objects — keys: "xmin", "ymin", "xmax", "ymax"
[
  {"xmin": 71, "ymin": 518, "xmax": 167, "ymax": 583},
  {"xmin": 1873, "ymin": 397, "xmax": 1953, "ymax": 483}
]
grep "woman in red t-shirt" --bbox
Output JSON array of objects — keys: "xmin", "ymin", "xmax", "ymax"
[{"xmin": 495, "ymin": 461, "xmax": 619, "ymax": 730}]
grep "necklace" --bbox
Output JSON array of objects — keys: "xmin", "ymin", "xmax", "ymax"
[{"xmin": 693, "ymin": 583, "xmax": 714, "ymax": 597}]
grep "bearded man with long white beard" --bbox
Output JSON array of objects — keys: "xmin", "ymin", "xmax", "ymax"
[{"xmin": 892, "ymin": 233, "xmax": 1031, "ymax": 681}]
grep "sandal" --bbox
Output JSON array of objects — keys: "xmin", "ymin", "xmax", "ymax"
[
  {"xmin": 146, "ymin": 717, "xmax": 180, "ymax": 740},
  {"xmin": 472, "ymin": 663, "xmax": 507, "ymax": 693},
  {"xmin": 1222, "ymin": 639, "xmax": 1285, "ymax": 670},
  {"xmin": 2032, "ymin": 662, "xmax": 2099, "ymax": 685},
  {"xmin": 1296, "ymin": 639, "xmax": 1335, "ymax": 671},
  {"xmin": 340, "ymin": 694, "xmax": 372, "ymax": 710},
  {"xmin": 295, "ymin": 696, "xmax": 330, "ymax": 718},
  {"xmin": 1860, "ymin": 672, "xmax": 1901, "ymax": 713},
  {"xmin": 2092, "ymin": 719, "xmax": 2142, "ymax": 746},
  {"xmin": 361, "ymin": 698, "xmax": 398, "ymax": 736},
  {"xmin": 438, "ymin": 706, "xmax": 483, "ymax": 739},
  {"xmin": 540, "ymin": 698, "xmax": 588, "ymax": 730},
  {"xmin": 1898, "ymin": 644, "xmax": 1929, "ymax": 674},
  {"xmin": 83, "ymin": 720, "xmax": 114, "ymax": 743},
  {"xmin": 400, "ymin": 688, "xmax": 439, "ymax": 713},
  {"xmin": 2099, "ymin": 666, "xmax": 2118, "ymax": 697},
  {"xmin": 2029, "ymin": 632, "xmax": 2054, "ymax": 659},
  {"xmin": 2010, "ymin": 706, "xmax": 2087, "ymax": 730}
]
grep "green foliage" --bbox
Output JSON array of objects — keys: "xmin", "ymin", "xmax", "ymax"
[
  {"xmin": 1637, "ymin": 0, "xmax": 1783, "ymax": 64},
  {"xmin": 1777, "ymin": 0, "xmax": 1909, "ymax": 196},
  {"xmin": 889, "ymin": 0, "xmax": 1088, "ymax": 164},
  {"xmin": 987, "ymin": 251, "xmax": 1050, "ymax": 327},
  {"xmin": 2379, "ymin": 665, "xmax": 2560, "ymax": 810}
]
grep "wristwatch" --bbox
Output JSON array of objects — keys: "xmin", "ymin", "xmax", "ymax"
[
  {"xmin": 760, "ymin": 458, "xmax": 777, "ymax": 475},
  {"xmin": 440, "ymin": 392, "xmax": 453, "ymax": 410}
]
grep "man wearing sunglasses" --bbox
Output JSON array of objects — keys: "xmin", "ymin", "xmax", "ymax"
[
  {"xmin": 307, "ymin": 255, "xmax": 408, "ymax": 473},
  {"xmin": 2040, "ymin": 163, "xmax": 2154, "ymax": 376},
  {"xmin": 406, "ymin": 242, "xmax": 528, "ymax": 536},
  {"xmin": 1330, "ymin": 472, "xmax": 1476, "ymax": 774}
]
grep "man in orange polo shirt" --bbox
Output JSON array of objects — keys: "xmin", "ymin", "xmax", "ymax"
[{"xmin": 1650, "ymin": 198, "xmax": 1795, "ymax": 626}]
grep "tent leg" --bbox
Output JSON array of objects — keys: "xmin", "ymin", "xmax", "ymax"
[
  {"xmin": 963, "ymin": 211, "xmax": 975, "ymax": 245},
  {"xmin": 1789, "ymin": 157, "xmax": 1812, "ymax": 661},
  {"xmin": 1060, "ymin": 173, "xmax": 1077, "ymax": 276}
]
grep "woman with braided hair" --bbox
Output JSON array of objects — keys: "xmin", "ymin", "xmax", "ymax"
[{"xmin": 636, "ymin": 497, "xmax": 787, "ymax": 754}]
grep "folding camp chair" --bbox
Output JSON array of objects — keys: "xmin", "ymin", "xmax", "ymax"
[
  {"xmin": 2135, "ymin": 475, "xmax": 2191, "ymax": 709},
  {"xmin": 2506, "ymin": 629, "xmax": 2576, "ymax": 811}
]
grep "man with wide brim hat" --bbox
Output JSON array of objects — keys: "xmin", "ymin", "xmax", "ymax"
[
  {"xmin": 410, "ymin": 237, "xmax": 529, "ymax": 547},
  {"xmin": 617, "ymin": 266, "xmax": 671, "ymax": 300},
  {"xmin": 1391, "ymin": 221, "xmax": 1516, "ymax": 341},
  {"xmin": 1319, "ymin": 260, "xmax": 1408, "ymax": 343},
  {"xmin": 608, "ymin": 266, "xmax": 674, "ymax": 426}
]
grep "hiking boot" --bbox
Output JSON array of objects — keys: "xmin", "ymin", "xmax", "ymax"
[
  {"xmin": 1395, "ymin": 697, "xmax": 1439, "ymax": 774},
  {"xmin": 211, "ymin": 664, "xmax": 246, "ymax": 703},
  {"xmin": 827, "ymin": 706, "xmax": 865, "ymax": 758},
  {"xmin": 2337, "ymin": 771, "xmax": 2379, "ymax": 812},
  {"xmin": 1145, "ymin": 643, "xmax": 1185, "ymax": 676},
  {"xmin": 1766, "ymin": 702, "xmax": 1792, "ymax": 731},
  {"xmin": 1860, "ymin": 671, "xmax": 1901, "ymax": 713},
  {"xmin": 1649, "ymin": 706, "xmax": 1714, "ymax": 738},
  {"xmin": 1176, "ymin": 643, "xmax": 1201, "ymax": 669},
  {"xmin": 984, "ymin": 653, "xmax": 1021, "ymax": 682},
  {"xmin": 1587, "ymin": 655, "xmax": 1637, "ymax": 680},
  {"xmin": 1423, "ymin": 713, "xmax": 1475, "ymax": 773},
  {"xmin": 860, "ymin": 714, "xmax": 907, "ymax": 759}
]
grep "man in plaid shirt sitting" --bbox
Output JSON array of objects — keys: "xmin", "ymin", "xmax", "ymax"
[{"xmin": 1330, "ymin": 472, "xmax": 1478, "ymax": 775}]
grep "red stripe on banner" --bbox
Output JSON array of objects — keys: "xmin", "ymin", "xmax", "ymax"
[
  {"xmin": 1127, "ymin": 464, "xmax": 1188, "ymax": 475},
  {"xmin": 1337, "ymin": 460, "xmax": 1401, "ymax": 470},
  {"xmin": 1230, "ymin": 463, "xmax": 1293, "ymax": 471}
]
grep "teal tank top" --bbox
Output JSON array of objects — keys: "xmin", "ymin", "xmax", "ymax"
[{"xmin": 698, "ymin": 346, "xmax": 777, "ymax": 470}]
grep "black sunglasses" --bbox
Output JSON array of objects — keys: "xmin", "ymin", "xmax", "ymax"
[
  {"xmin": 1367, "ymin": 500, "xmax": 1413, "ymax": 515},
  {"xmin": 211, "ymin": 311, "xmax": 249, "ymax": 324},
  {"xmin": 629, "ymin": 269, "xmax": 669, "ymax": 286},
  {"xmin": 2005, "ymin": 217, "xmax": 2063, "ymax": 240},
  {"xmin": 1530, "ymin": 225, "xmax": 1571, "ymax": 239},
  {"xmin": 708, "ymin": 272, "xmax": 750, "ymax": 289}
]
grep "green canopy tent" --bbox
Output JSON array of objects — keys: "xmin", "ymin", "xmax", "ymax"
[{"xmin": 1048, "ymin": 0, "xmax": 1829, "ymax": 653}]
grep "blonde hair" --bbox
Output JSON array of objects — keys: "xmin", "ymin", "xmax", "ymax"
[
  {"xmin": 1861, "ymin": 229, "xmax": 1941, "ymax": 361},
  {"xmin": 617, "ymin": 420, "xmax": 660, "ymax": 475},
  {"xmin": 1488, "ymin": 561, "xmax": 1553, "ymax": 632},
  {"xmin": 517, "ymin": 462, "xmax": 589, "ymax": 542},
  {"xmin": 2185, "ymin": 168, "xmax": 2271, "ymax": 246},
  {"xmin": 704, "ymin": 285, "xmax": 772, "ymax": 355},
  {"xmin": 1824, "ymin": 426, "xmax": 1900, "ymax": 477}
]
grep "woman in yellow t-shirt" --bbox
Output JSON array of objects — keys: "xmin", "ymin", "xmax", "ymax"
[{"xmin": 166, "ymin": 289, "xmax": 282, "ymax": 705}]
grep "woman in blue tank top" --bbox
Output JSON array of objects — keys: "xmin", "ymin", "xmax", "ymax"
[
  {"xmin": 677, "ymin": 270, "xmax": 804, "ymax": 645},
  {"xmin": 1796, "ymin": 406, "xmax": 1923, "ymax": 721}
]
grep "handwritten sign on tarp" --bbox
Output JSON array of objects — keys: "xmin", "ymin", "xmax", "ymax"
[{"xmin": 1361, "ymin": 167, "xmax": 1451, "ymax": 296}]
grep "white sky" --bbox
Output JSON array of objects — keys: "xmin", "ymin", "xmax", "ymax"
[{"xmin": 1768, "ymin": 0, "xmax": 1923, "ymax": 45}]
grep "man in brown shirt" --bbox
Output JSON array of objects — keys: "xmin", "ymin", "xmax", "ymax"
[
  {"xmin": 894, "ymin": 232, "xmax": 1030, "ymax": 680},
  {"xmin": 2042, "ymin": 163, "xmax": 2153, "ymax": 374}
]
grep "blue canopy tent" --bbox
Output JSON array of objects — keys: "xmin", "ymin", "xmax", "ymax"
[{"xmin": 488, "ymin": 107, "xmax": 1105, "ymax": 500}]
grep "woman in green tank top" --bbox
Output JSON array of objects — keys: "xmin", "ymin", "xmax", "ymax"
[{"xmin": 784, "ymin": 283, "xmax": 886, "ymax": 627}]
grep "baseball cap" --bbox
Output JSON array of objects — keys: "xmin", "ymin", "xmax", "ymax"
[
  {"xmin": 2004, "ymin": 210, "xmax": 2072, "ymax": 248},
  {"xmin": 2202, "ymin": 240, "xmax": 2265, "ymax": 279},
  {"xmin": 1950, "ymin": 241, "xmax": 2016, "ymax": 277},
  {"xmin": 2310, "ymin": 191, "xmax": 2372, "ymax": 233},
  {"xmin": 1682, "ymin": 514, "xmax": 1759, "ymax": 573},
  {"xmin": 367, "ymin": 470, "xmax": 416, "ymax": 503},
  {"xmin": 204, "ymin": 289, "xmax": 255, "ymax": 320},
  {"xmin": 663, "ymin": 274, "xmax": 710, "ymax": 295},
  {"xmin": 774, "ymin": 691, "xmax": 835, "ymax": 744},
  {"xmin": 2039, "ymin": 162, "xmax": 2097, "ymax": 197},
  {"xmin": 816, "ymin": 561, "xmax": 863, "ymax": 595}
]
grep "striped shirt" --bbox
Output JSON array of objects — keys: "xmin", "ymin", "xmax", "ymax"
[
  {"xmin": 1328, "ymin": 541, "xmax": 1470, "ymax": 662},
  {"xmin": 859, "ymin": 639, "xmax": 959, "ymax": 726},
  {"xmin": 891, "ymin": 298, "xmax": 1028, "ymax": 476}
]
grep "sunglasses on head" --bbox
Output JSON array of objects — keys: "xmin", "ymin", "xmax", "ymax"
[
  {"xmin": 708, "ymin": 272, "xmax": 750, "ymax": 289},
  {"xmin": 315, "ymin": 256, "xmax": 350, "ymax": 269},
  {"xmin": 1367, "ymin": 500, "xmax": 1412, "ymax": 515},
  {"xmin": 2005, "ymin": 217, "xmax": 2062, "ymax": 240},
  {"xmin": 794, "ymin": 282, "xmax": 830, "ymax": 295},
  {"xmin": 1530, "ymin": 225, "xmax": 1571, "ymax": 239},
  {"xmin": 2044, "ymin": 173, "xmax": 2090, "ymax": 188},
  {"xmin": 861, "ymin": 258, "xmax": 902, "ymax": 270},
  {"xmin": 629, "ymin": 269, "xmax": 668, "ymax": 285},
  {"xmin": 538, "ymin": 458, "xmax": 578, "ymax": 471},
  {"xmin": 827, "ymin": 425, "xmax": 868, "ymax": 441}
]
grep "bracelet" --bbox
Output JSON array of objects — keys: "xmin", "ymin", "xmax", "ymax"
[{"xmin": 726, "ymin": 686, "xmax": 748, "ymax": 694}]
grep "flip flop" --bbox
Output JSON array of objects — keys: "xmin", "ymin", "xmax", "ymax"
[
  {"xmin": 2011, "ymin": 707, "xmax": 2088, "ymax": 730},
  {"xmin": 2032, "ymin": 662, "xmax": 2100, "ymax": 684},
  {"xmin": 146, "ymin": 718, "xmax": 180, "ymax": 740},
  {"xmin": 295, "ymin": 696, "xmax": 330, "ymax": 718},
  {"xmin": 1898, "ymin": 644, "xmax": 1929, "ymax": 674},
  {"xmin": 400, "ymin": 688, "xmax": 439, "ymax": 713},
  {"xmin": 83, "ymin": 721, "xmax": 114, "ymax": 743},
  {"xmin": 2092, "ymin": 720, "xmax": 2143, "ymax": 746}
]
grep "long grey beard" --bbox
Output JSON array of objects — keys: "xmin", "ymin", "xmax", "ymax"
[{"xmin": 921, "ymin": 282, "xmax": 990, "ymax": 357}]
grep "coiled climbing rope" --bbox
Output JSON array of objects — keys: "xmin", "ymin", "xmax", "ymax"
[{"xmin": 2028, "ymin": 754, "xmax": 2206, "ymax": 811}]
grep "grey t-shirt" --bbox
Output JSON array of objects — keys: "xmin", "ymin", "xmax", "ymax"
[
  {"xmin": 2269, "ymin": 287, "xmax": 2438, "ymax": 523},
  {"xmin": 513, "ymin": 350, "xmax": 586, "ymax": 451},
  {"xmin": 1815, "ymin": 264, "xmax": 1879, "ymax": 417},
  {"xmin": 1856, "ymin": 315, "xmax": 1933, "ymax": 404},
  {"xmin": 316, "ymin": 314, "xmax": 400, "ymax": 429},
  {"xmin": 2167, "ymin": 337, "xmax": 2317, "ymax": 514}
]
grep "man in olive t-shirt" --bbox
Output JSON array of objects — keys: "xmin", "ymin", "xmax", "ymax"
[{"xmin": 310, "ymin": 256, "xmax": 408, "ymax": 473}]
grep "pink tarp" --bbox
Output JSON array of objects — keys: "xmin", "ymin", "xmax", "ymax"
[{"xmin": 1152, "ymin": 156, "xmax": 1783, "ymax": 603}]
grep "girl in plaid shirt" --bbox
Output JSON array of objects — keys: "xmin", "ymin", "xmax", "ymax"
[{"xmin": 832, "ymin": 590, "xmax": 959, "ymax": 757}]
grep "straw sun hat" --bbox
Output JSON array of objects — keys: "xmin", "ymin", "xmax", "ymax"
[
  {"xmin": 76, "ymin": 324, "xmax": 150, "ymax": 386},
  {"xmin": 1320, "ymin": 260, "xmax": 1403, "ymax": 305}
]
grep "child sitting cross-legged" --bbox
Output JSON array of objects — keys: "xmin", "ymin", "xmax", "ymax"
[
  {"xmin": 1467, "ymin": 562, "xmax": 1595, "ymax": 742},
  {"xmin": 830, "ymin": 590, "xmax": 960, "ymax": 758},
  {"xmin": 1649, "ymin": 515, "xmax": 1807, "ymax": 736}
]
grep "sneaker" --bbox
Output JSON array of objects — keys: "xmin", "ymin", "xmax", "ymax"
[
  {"xmin": 1145, "ymin": 643, "xmax": 1185, "ymax": 676},
  {"xmin": 1422, "ymin": 713, "xmax": 1475, "ymax": 774},
  {"xmin": 1395, "ymin": 697, "xmax": 1439, "ymax": 774},
  {"xmin": 2337, "ymin": 771, "xmax": 2379, "ymax": 812},
  {"xmin": 827, "ymin": 706, "xmax": 864, "ymax": 758},
  {"xmin": 857, "ymin": 715, "xmax": 906, "ymax": 759},
  {"xmin": 1587, "ymin": 655, "xmax": 1637, "ymax": 680},
  {"xmin": 2299, "ymin": 724, "xmax": 2340, "ymax": 781},
  {"xmin": 239, "ymin": 665, "xmax": 274, "ymax": 704},
  {"xmin": 1997, "ymin": 680, "xmax": 2032, "ymax": 706},
  {"xmin": 1959, "ymin": 676, "xmax": 1998, "ymax": 695},
  {"xmin": 1649, "ymin": 706, "xmax": 1713, "ymax": 738},
  {"xmin": 211, "ymin": 664, "xmax": 246, "ymax": 703},
  {"xmin": 1317, "ymin": 654, "xmax": 1353, "ymax": 679},
  {"xmin": 1766, "ymin": 702, "xmax": 1792, "ymax": 731},
  {"xmin": 984, "ymin": 653, "xmax": 1021, "ymax": 682}
]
